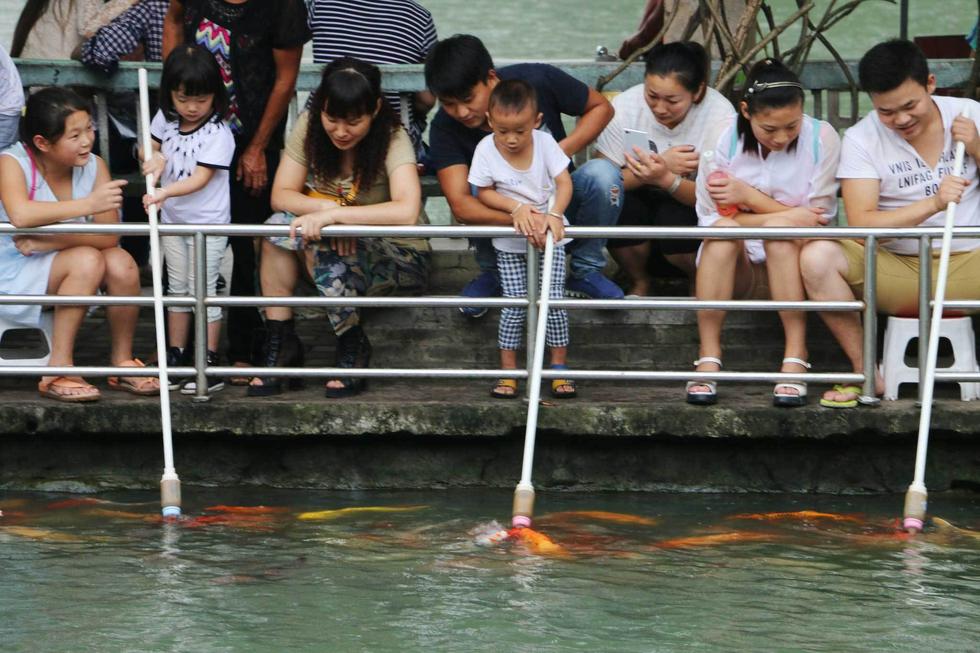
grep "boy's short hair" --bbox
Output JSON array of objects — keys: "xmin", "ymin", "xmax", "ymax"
[
  {"xmin": 424, "ymin": 34, "xmax": 495, "ymax": 100},
  {"xmin": 858, "ymin": 39, "xmax": 930, "ymax": 94},
  {"xmin": 488, "ymin": 79, "xmax": 538, "ymax": 116}
]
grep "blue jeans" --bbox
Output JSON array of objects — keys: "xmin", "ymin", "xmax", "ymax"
[
  {"xmin": 0, "ymin": 114, "xmax": 20, "ymax": 152},
  {"xmin": 472, "ymin": 158, "xmax": 624, "ymax": 279}
]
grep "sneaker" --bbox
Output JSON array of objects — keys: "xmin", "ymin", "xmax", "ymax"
[
  {"xmin": 459, "ymin": 270, "xmax": 500, "ymax": 318},
  {"xmin": 165, "ymin": 347, "xmax": 187, "ymax": 390},
  {"xmin": 566, "ymin": 271, "xmax": 625, "ymax": 300},
  {"xmin": 181, "ymin": 350, "xmax": 225, "ymax": 395}
]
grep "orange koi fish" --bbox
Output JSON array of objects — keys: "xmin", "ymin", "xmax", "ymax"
[
  {"xmin": 728, "ymin": 510, "xmax": 863, "ymax": 524},
  {"xmin": 297, "ymin": 506, "xmax": 427, "ymax": 521},
  {"xmin": 507, "ymin": 527, "xmax": 568, "ymax": 556},
  {"xmin": 86, "ymin": 508, "xmax": 161, "ymax": 523},
  {"xmin": 204, "ymin": 505, "xmax": 290, "ymax": 515},
  {"xmin": 541, "ymin": 511, "xmax": 659, "ymax": 527},
  {"xmin": 46, "ymin": 498, "xmax": 107, "ymax": 510},
  {"xmin": 182, "ymin": 513, "xmax": 275, "ymax": 531},
  {"xmin": 655, "ymin": 531, "xmax": 773, "ymax": 549}
]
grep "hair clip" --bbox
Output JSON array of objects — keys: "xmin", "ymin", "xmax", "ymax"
[{"xmin": 746, "ymin": 80, "xmax": 804, "ymax": 95}]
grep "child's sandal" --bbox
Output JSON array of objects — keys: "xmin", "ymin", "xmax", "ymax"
[
  {"xmin": 549, "ymin": 364, "xmax": 577, "ymax": 399},
  {"xmin": 490, "ymin": 378, "xmax": 519, "ymax": 399},
  {"xmin": 686, "ymin": 356, "xmax": 721, "ymax": 405}
]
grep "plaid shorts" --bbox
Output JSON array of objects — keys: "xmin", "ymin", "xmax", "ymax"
[
  {"xmin": 496, "ymin": 247, "xmax": 569, "ymax": 351},
  {"xmin": 265, "ymin": 212, "xmax": 430, "ymax": 334}
]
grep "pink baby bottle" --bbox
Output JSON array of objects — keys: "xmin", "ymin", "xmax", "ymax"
[{"xmin": 702, "ymin": 150, "xmax": 737, "ymax": 218}]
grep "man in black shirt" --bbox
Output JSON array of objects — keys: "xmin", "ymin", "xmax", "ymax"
[{"xmin": 426, "ymin": 34, "xmax": 624, "ymax": 313}]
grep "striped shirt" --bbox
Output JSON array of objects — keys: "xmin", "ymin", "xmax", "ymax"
[{"xmin": 306, "ymin": 0, "xmax": 437, "ymax": 152}]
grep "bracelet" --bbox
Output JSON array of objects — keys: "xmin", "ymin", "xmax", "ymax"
[
  {"xmin": 547, "ymin": 211, "xmax": 563, "ymax": 220},
  {"xmin": 509, "ymin": 202, "xmax": 524, "ymax": 216},
  {"xmin": 666, "ymin": 174, "xmax": 683, "ymax": 195}
]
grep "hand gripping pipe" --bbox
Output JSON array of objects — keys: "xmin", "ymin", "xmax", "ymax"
[
  {"xmin": 512, "ymin": 233, "xmax": 557, "ymax": 528},
  {"xmin": 138, "ymin": 68, "xmax": 181, "ymax": 519},
  {"xmin": 903, "ymin": 112, "xmax": 968, "ymax": 534}
]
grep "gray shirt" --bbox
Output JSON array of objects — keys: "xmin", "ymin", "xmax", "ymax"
[{"xmin": 0, "ymin": 46, "xmax": 24, "ymax": 117}]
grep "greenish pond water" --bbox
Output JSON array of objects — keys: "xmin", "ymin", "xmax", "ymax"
[{"xmin": 2, "ymin": 489, "xmax": 979, "ymax": 652}]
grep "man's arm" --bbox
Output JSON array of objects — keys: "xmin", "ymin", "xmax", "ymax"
[
  {"xmin": 557, "ymin": 87, "xmax": 614, "ymax": 158},
  {"xmin": 438, "ymin": 164, "xmax": 511, "ymax": 225},
  {"xmin": 236, "ymin": 45, "xmax": 303, "ymax": 193},
  {"xmin": 842, "ymin": 177, "xmax": 966, "ymax": 228},
  {"xmin": 162, "ymin": 0, "xmax": 184, "ymax": 60}
]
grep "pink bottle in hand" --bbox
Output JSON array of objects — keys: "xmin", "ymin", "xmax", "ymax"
[{"xmin": 702, "ymin": 150, "xmax": 737, "ymax": 218}]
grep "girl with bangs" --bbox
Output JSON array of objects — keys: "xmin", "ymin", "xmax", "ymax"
[
  {"xmin": 686, "ymin": 59, "xmax": 841, "ymax": 408},
  {"xmin": 249, "ymin": 57, "xmax": 429, "ymax": 398}
]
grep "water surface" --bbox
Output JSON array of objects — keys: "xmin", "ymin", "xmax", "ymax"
[{"xmin": 2, "ymin": 489, "xmax": 979, "ymax": 652}]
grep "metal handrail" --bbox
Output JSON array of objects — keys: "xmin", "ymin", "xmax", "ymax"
[{"xmin": 3, "ymin": 224, "xmax": 980, "ymax": 402}]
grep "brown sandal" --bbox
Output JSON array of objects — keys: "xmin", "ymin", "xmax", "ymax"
[
  {"xmin": 38, "ymin": 376, "xmax": 101, "ymax": 403},
  {"xmin": 107, "ymin": 359, "xmax": 160, "ymax": 396}
]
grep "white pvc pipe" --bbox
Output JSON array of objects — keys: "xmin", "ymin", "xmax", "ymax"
[
  {"xmin": 904, "ymin": 112, "xmax": 968, "ymax": 532},
  {"xmin": 512, "ymin": 234, "xmax": 556, "ymax": 527},
  {"xmin": 138, "ymin": 68, "xmax": 181, "ymax": 518}
]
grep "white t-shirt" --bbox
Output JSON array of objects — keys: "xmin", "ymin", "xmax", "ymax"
[
  {"xmin": 0, "ymin": 46, "xmax": 24, "ymax": 117},
  {"xmin": 468, "ymin": 129, "xmax": 572, "ymax": 254},
  {"xmin": 150, "ymin": 110, "xmax": 235, "ymax": 225},
  {"xmin": 696, "ymin": 115, "xmax": 841, "ymax": 264},
  {"xmin": 838, "ymin": 95, "xmax": 980, "ymax": 254},
  {"xmin": 594, "ymin": 85, "xmax": 735, "ymax": 169}
]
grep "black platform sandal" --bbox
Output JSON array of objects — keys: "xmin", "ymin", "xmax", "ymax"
[
  {"xmin": 247, "ymin": 318, "xmax": 305, "ymax": 397},
  {"xmin": 325, "ymin": 325, "xmax": 372, "ymax": 398}
]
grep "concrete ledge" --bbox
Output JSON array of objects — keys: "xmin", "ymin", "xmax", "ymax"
[{"xmin": 1, "ymin": 382, "xmax": 978, "ymax": 494}]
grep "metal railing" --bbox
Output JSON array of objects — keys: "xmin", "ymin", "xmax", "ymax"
[{"xmin": 2, "ymin": 222, "xmax": 979, "ymax": 405}]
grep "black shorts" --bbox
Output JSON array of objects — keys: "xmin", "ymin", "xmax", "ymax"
[{"xmin": 609, "ymin": 187, "xmax": 700, "ymax": 255}]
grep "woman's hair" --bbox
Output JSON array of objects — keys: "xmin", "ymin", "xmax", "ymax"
[
  {"xmin": 305, "ymin": 57, "xmax": 397, "ymax": 191},
  {"xmin": 20, "ymin": 86, "xmax": 92, "ymax": 153},
  {"xmin": 737, "ymin": 58, "xmax": 805, "ymax": 154},
  {"xmin": 644, "ymin": 41, "xmax": 709, "ymax": 102},
  {"xmin": 10, "ymin": 0, "xmax": 64, "ymax": 58},
  {"xmin": 158, "ymin": 45, "xmax": 229, "ymax": 122}
]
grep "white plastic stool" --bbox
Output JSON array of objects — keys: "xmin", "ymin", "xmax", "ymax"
[
  {"xmin": 0, "ymin": 311, "xmax": 54, "ymax": 366},
  {"xmin": 881, "ymin": 316, "xmax": 979, "ymax": 401}
]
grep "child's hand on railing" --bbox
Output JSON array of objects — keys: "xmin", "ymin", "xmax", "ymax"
[{"xmin": 546, "ymin": 213, "xmax": 565, "ymax": 243}]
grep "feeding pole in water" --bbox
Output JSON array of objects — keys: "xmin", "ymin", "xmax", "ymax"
[
  {"xmin": 903, "ymin": 113, "xmax": 968, "ymax": 533},
  {"xmin": 512, "ymin": 233, "xmax": 557, "ymax": 528},
  {"xmin": 138, "ymin": 68, "xmax": 181, "ymax": 519}
]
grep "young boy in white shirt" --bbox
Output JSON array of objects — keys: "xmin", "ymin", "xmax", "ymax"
[
  {"xmin": 800, "ymin": 39, "xmax": 980, "ymax": 408},
  {"xmin": 467, "ymin": 79, "xmax": 577, "ymax": 400}
]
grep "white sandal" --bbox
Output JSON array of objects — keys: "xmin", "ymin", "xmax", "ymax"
[
  {"xmin": 686, "ymin": 356, "xmax": 721, "ymax": 406},
  {"xmin": 773, "ymin": 357, "xmax": 811, "ymax": 408}
]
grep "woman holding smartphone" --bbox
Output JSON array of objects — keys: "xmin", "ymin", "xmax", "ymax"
[{"xmin": 594, "ymin": 41, "xmax": 735, "ymax": 294}]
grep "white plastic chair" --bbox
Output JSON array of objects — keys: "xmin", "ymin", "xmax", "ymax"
[{"xmin": 881, "ymin": 316, "xmax": 979, "ymax": 401}]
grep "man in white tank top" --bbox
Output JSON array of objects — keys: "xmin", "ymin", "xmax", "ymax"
[{"xmin": 800, "ymin": 40, "xmax": 980, "ymax": 408}]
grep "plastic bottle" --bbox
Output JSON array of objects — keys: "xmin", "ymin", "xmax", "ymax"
[{"xmin": 702, "ymin": 150, "xmax": 737, "ymax": 218}]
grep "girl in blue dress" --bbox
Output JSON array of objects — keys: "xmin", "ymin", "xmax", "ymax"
[{"xmin": 0, "ymin": 87, "xmax": 159, "ymax": 401}]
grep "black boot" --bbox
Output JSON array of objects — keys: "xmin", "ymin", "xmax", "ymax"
[
  {"xmin": 325, "ymin": 325, "xmax": 371, "ymax": 398},
  {"xmin": 247, "ymin": 319, "xmax": 304, "ymax": 397}
]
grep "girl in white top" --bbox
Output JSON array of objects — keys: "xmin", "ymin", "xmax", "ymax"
[
  {"xmin": 143, "ymin": 45, "xmax": 235, "ymax": 394},
  {"xmin": 688, "ymin": 59, "xmax": 840, "ymax": 408},
  {"xmin": 0, "ymin": 87, "xmax": 156, "ymax": 402},
  {"xmin": 595, "ymin": 41, "xmax": 735, "ymax": 291}
]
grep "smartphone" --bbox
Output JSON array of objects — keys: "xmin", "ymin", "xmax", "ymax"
[{"xmin": 624, "ymin": 128, "xmax": 657, "ymax": 157}]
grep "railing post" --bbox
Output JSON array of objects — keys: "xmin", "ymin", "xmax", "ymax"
[
  {"xmin": 918, "ymin": 235, "xmax": 932, "ymax": 403},
  {"xmin": 860, "ymin": 235, "xmax": 880, "ymax": 405},
  {"xmin": 193, "ymin": 231, "xmax": 209, "ymax": 402},
  {"xmin": 526, "ymin": 241, "xmax": 539, "ymax": 401}
]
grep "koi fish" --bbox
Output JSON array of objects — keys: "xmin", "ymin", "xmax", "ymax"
[
  {"xmin": 507, "ymin": 527, "xmax": 568, "ymax": 556},
  {"xmin": 46, "ymin": 498, "xmax": 107, "ymax": 510},
  {"xmin": 930, "ymin": 517, "xmax": 980, "ymax": 541},
  {"xmin": 0, "ymin": 526, "xmax": 88, "ymax": 543},
  {"xmin": 541, "ymin": 511, "xmax": 659, "ymax": 527},
  {"xmin": 297, "ymin": 506, "xmax": 428, "ymax": 521},
  {"xmin": 655, "ymin": 531, "xmax": 773, "ymax": 549},
  {"xmin": 86, "ymin": 508, "xmax": 161, "ymax": 523},
  {"xmin": 182, "ymin": 513, "xmax": 276, "ymax": 530},
  {"xmin": 0, "ymin": 498, "xmax": 28, "ymax": 509},
  {"xmin": 204, "ymin": 505, "xmax": 290, "ymax": 514},
  {"xmin": 728, "ymin": 510, "xmax": 863, "ymax": 524}
]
